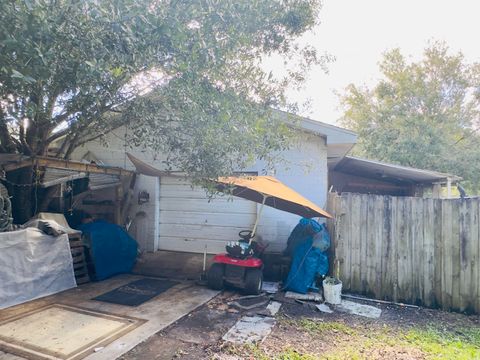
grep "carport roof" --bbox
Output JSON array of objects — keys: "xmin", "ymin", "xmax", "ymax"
[
  {"xmin": 0, "ymin": 154, "xmax": 133, "ymax": 188},
  {"xmin": 332, "ymin": 156, "xmax": 462, "ymax": 185}
]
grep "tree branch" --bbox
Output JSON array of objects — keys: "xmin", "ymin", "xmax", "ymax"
[
  {"xmin": 0, "ymin": 108, "xmax": 19, "ymax": 153},
  {"xmin": 46, "ymin": 127, "xmax": 70, "ymax": 144}
]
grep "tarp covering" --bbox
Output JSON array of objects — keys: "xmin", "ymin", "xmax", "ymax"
[
  {"xmin": 79, "ymin": 220, "xmax": 137, "ymax": 281},
  {"xmin": 284, "ymin": 218, "xmax": 331, "ymax": 294},
  {"xmin": 0, "ymin": 228, "xmax": 76, "ymax": 309}
]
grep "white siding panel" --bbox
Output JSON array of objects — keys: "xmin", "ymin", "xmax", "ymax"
[
  {"xmin": 160, "ymin": 211, "xmax": 256, "ymax": 227},
  {"xmin": 251, "ymin": 133, "xmax": 328, "ymax": 253},
  {"xmin": 157, "ymin": 237, "xmax": 241, "ymax": 253},
  {"xmin": 158, "ymin": 177, "xmax": 256, "ymax": 253},
  {"xmin": 159, "ymin": 198, "xmax": 254, "ymax": 214}
]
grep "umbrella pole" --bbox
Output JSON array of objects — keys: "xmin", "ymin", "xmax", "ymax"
[{"xmin": 250, "ymin": 194, "xmax": 267, "ymax": 244}]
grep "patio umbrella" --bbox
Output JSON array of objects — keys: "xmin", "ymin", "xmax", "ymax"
[{"xmin": 215, "ymin": 175, "xmax": 332, "ymax": 238}]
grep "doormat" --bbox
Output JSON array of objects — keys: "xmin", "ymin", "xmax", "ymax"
[
  {"xmin": 0, "ymin": 304, "xmax": 145, "ymax": 360},
  {"xmin": 93, "ymin": 278, "xmax": 179, "ymax": 306}
]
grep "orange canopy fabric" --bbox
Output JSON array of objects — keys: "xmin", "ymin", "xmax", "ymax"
[{"xmin": 216, "ymin": 176, "xmax": 332, "ymax": 219}]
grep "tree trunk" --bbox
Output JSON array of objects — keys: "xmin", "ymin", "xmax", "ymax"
[{"xmin": 7, "ymin": 166, "xmax": 34, "ymax": 224}]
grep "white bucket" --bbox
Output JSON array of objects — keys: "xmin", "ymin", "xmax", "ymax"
[{"xmin": 323, "ymin": 279, "xmax": 342, "ymax": 305}]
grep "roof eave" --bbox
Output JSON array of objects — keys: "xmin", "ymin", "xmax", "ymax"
[{"xmin": 336, "ymin": 156, "xmax": 462, "ymax": 184}]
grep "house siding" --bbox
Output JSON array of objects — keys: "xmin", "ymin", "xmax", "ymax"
[{"xmin": 71, "ymin": 128, "xmax": 328, "ymax": 254}]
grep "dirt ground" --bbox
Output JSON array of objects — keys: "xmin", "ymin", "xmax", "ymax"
[{"xmin": 120, "ymin": 291, "xmax": 480, "ymax": 360}]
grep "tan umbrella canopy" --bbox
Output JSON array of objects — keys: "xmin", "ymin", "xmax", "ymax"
[
  {"xmin": 215, "ymin": 175, "xmax": 332, "ymax": 239},
  {"xmin": 216, "ymin": 176, "xmax": 332, "ymax": 219},
  {"xmin": 216, "ymin": 176, "xmax": 332, "ymax": 234}
]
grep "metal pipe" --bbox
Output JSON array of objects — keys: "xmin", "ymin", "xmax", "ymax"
[
  {"xmin": 202, "ymin": 244, "xmax": 207, "ymax": 272},
  {"xmin": 250, "ymin": 194, "xmax": 267, "ymax": 243}
]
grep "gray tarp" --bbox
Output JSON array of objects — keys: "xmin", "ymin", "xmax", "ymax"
[{"xmin": 0, "ymin": 228, "xmax": 76, "ymax": 309}]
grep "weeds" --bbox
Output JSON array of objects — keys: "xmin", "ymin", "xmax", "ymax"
[
  {"xmin": 298, "ymin": 318, "xmax": 356, "ymax": 336},
  {"xmin": 277, "ymin": 348, "xmax": 318, "ymax": 360},
  {"xmin": 241, "ymin": 344, "xmax": 317, "ymax": 360}
]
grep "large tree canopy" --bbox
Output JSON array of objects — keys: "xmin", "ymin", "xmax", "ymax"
[
  {"xmin": 339, "ymin": 43, "xmax": 480, "ymax": 192},
  {"xmin": 0, "ymin": 0, "xmax": 325, "ymax": 181}
]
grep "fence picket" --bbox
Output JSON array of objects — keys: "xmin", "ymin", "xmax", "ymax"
[
  {"xmin": 361, "ymin": 195, "xmax": 378, "ymax": 296},
  {"xmin": 374, "ymin": 195, "xmax": 384, "ymax": 298},
  {"xmin": 433, "ymin": 199, "xmax": 443, "ymax": 308},
  {"xmin": 422, "ymin": 198, "xmax": 435, "ymax": 307}
]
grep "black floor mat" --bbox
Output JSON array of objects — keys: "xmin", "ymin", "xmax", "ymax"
[{"xmin": 93, "ymin": 278, "xmax": 179, "ymax": 306}]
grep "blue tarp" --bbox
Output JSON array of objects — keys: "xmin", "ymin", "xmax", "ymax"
[
  {"xmin": 79, "ymin": 220, "xmax": 137, "ymax": 281},
  {"xmin": 284, "ymin": 218, "xmax": 330, "ymax": 294}
]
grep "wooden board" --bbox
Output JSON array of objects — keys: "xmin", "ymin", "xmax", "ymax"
[
  {"xmin": 68, "ymin": 234, "xmax": 89, "ymax": 285},
  {"xmin": 422, "ymin": 198, "xmax": 435, "ymax": 307}
]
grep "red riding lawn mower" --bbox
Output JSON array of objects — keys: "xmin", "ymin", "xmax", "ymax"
[
  {"xmin": 206, "ymin": 176, "xmax": 332, "ymax": 295},
  {"xmin": 207, "ymin": 230, "xmax": 267, "ymax": 295}
]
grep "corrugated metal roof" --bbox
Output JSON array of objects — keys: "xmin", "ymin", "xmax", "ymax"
[
  {"xmin": 41, "ymin": 168, "xmax": 87, "ymax": 187},
  {"xmin": 332, "ymin": 156, "xmax": 462, "ymax": 184},
  {"xmin": 88, "ymin": 173, "xmax": 121, "ymax": 190},
  {"xmin": 41, "ymin": 168, "xmax": 121, "ymax": 189}
]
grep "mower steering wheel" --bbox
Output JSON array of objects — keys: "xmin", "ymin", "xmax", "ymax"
[{"xmin": 238, "ymin": 230, "xmax": 253, "ymax": 241}]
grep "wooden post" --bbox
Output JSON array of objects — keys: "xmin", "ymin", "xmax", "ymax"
[
  {"xmin": 432, "ymin": 183, "xmax": 442, "ymax": 198},
  {"xmin": 114, "ymin": 184, "xmax": 123, "ymax": 225},
  {"xmin": 446, "ymin": 178, "xmax": 452, "ymax": 199}
]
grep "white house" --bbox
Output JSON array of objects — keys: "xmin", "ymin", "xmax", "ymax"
[{"xmin": 70, "ymin": 115, "xmax": 357, "ymax": 254}]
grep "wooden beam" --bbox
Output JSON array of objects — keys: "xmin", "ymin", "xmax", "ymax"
[
  {"xmin": 345, "ymin": 181, "xmax": 407, "ymax": 191},
  {"xmin": 3, "ymin": 156, "xmax": 133, "ymax": 176},
  {"xmin": 114, "ymin": 184, "xmax": 123, "ymax": 225},
  {"xmin": 120, "ymin": 173, "xmax": 137, "ymax": 224},
  {"xmin": 41, "ymin": 172, "xmax": 88, "ymax": 187}
]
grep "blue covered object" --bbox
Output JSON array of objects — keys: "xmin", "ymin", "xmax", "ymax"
[
  {"xmin": 79, "ymin": 220, "xmax": 137, "ymax": 281},
  {"xmin": 284, "ymin": 218, "xmax": 331, "ymax": 294}
]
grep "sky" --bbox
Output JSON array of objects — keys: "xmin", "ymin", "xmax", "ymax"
[{"xmin": 285, "ymin": 0, "xmax": 480, "ymax": 125}]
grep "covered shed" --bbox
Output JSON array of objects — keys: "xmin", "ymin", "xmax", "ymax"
[
  {"xmin": 0, "ymin": 155, "xmax": 135, "ymax": 225},
  {"xmin": 328, "ymin": 156, "xmax": 462, "ymax": 198}
]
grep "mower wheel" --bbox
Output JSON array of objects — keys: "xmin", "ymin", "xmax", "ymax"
[
  {"xmin": 207, "ymin": 263, "xmax": 225, "ymax": 290},
  {"xmin": 245, "ymin": 268, "xmax": 263, "ymax": 295}
]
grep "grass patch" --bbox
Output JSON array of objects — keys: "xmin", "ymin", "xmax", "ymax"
[
  {"xmin": 277, "ymin": 349, "xmax": 318, "ymax": 360},
  {"xmin": 404, "ymin": 326, "xmax": 480, "ymax": 359},
  {"xmin": 283, "ymin": 317, "xmax": 356, "ymax": 336},
  {"xmin": 242, "ymin": 344, "xmax": 317, "ymax": 360},
  {"xmin": 233, "ymin": 318, "xmax": 480, "ymax": 360},
  {"xmin": 298, "ymin": 319, "xmax": 355, "ymax": 335},
  {"xmin": 317, "ymin": 324, "xmax": 480, "ymax": 360}
]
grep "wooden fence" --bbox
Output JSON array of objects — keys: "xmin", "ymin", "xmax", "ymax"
[{"xmin": 326, "ymin": 193, "xmax": 480, "ymax": 313}]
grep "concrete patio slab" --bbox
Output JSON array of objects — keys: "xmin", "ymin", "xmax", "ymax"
[
  {"xmin": 222, "ymin": 316, "xmax": 276, "ymax": 344},
  {"xmin": 0, "ymin": 274, "xmax": 219, "ymax": 360},
  {"xmin": 335, "ymin": 299, "xmax": 382, "ymax": 319}
]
